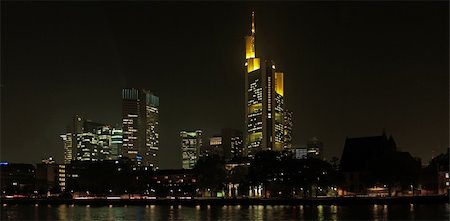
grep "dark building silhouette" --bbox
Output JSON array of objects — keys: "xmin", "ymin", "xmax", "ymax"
[
  {"xmin": 204, "ymin": 129, "xmax": 244, "ymax": 161},
  {"xmin": 307, "ymin": 137, "xmax": 323, "ymax": 159},
  {"xmin": 339, "ymin": 133, "xmax": 421, "ymax": 196},
  {"xmin": 36, "ymin": 157, "xmax": 57, "ymax": 193},
  {"xmin": 0, "ymin": 163, "xmax": 36, "ymax": 195},
  {"xmin": 420, "ymin": 148, "xmax": 449, "ymax": 195}
]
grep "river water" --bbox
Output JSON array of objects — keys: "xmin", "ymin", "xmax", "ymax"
[{"xmin": 1, "ymin": 203, "xmax": 449, "ymax": 220}]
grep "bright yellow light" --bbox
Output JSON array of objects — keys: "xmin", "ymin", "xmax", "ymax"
[
  {"xmin": 247, "ymin": 58, "xmax": 260, "ymax": 72},
  {"xmin": 275, "ymin": 72, "xmax": 284, "ymax": 96},
  {"xmin": 248, "ymin": 103, "xmax": 262, "ymax": 114},
  {"xmin": 274, "ymin": 142, "xmax": 283, "ymax": 151},
  {"xmin": 245, "ymin": 36, "xmax": 255, "ymax": 59},
  {"xmin": 249, "ymin": 132, "xmax": 262, "ymax": 143}
]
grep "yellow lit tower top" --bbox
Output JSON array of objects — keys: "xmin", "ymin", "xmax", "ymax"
[{"xmin": 245, "ymin": 12, "xmax": 260, "ymax": 72}]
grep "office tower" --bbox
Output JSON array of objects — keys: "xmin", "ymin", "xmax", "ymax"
[
  {"xmin": 61, "ymin": 116, "xmax": 116, "ymax": 162},
  {"xmin": 122, "ymin": 88, "xmax": 160, "ymax": 169},
  {"xmin": 283, "ymin": 110, "xmax": 293, "ymax": 149},
  {"xmin": 202, "ymin": 136, "xmax": 223, "ymax": 158},
  {"xmin": 76, "ymin": 120, "xmax": 110, "ymax": 161},
  {"xmin": 60, "ymin": 116, "xmax": 84, "ymax": 164},
  {"xmin": 61, "ymin": 133, "xmax": 73, "ymax": 164},
  {"xmin": 244, "ymin": 12, "xmax": 285, "ymax": 157},
  {"xmin": 180, "ymin": 130, "xmax": 202, "ymax": 169},
  {"xmin": 307, "ymin": 137, "xmax": 323, "ymax": 159},
  {"xmin": 202, "ymin": 129, "xmax": 244, "ymax": 161},
  {"xmin": 221, "ymin": 128, "xmax": 244, "ymax": 160},
  {"xmin": 110, "ymin": 128, "xmax": 123, "ymax": 159},
  {"xmin": 36, "ymin": 157, "xmax": 57, "ymax": 192}
]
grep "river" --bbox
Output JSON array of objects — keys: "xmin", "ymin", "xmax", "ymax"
[{"xmin": 1, "ymin": 203, "xmax": 449, "ymax": 220}]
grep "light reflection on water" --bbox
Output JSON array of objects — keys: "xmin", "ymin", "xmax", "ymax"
[{"xmin": 0, "ymin": 203, "xmax": 448, "ymax": 220}]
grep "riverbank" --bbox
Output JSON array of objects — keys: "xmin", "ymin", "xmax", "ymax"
[{"xmin": 1, "ymin": 195, "xmax": 448, "ymax": 206}]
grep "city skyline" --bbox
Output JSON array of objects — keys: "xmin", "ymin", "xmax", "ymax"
[{"xmin": 1, "ymin": 2, "xmax": 448, "ymax": 168}]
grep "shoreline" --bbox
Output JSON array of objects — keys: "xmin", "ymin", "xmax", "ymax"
[{"xmin": 1, "ymin": 195, "xmax": 448, "ymax": 206}]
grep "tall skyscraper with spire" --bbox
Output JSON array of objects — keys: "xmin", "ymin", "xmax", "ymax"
[{"xmin": 244, "ymin": 12, "xmax": 286, "ymax": 157}]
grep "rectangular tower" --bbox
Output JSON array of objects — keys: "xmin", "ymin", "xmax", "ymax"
[
  {"xmin": 180, "ymin": 130, "xmax": 202, "ymax": 169},
  {"xmin": 122, "ymin": 88, "xmax": 160, "ymax": 169},
  {"xmin": 245, "ymin": 12, "xmax": 285, "ymax": 157}
]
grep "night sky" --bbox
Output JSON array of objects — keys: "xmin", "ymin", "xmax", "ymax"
[{"xmin": 1, "ymin": 2, "xmax": 448, "ymax": 169}]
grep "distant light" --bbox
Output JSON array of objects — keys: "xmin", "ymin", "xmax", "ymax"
[
  {"xmin": 272, "ymin": 65, "xmax": 275, "ymax": 69},
  {"xmin": 0, "ymin": 162, "xmax": 8, "ymax": 166}
]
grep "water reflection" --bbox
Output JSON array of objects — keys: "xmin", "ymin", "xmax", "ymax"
[
  {"xmin": 1, "ymin": 203, "xmax": 448, "ymax": 220},
  {"xmin": 330, "ymin": 205, "xmax": 338, "ymax": 221},
  {"xmin": 317, "ymin": 205, "xmax": 324, "ymax": 221},
  {"xmin": 57, "ymin": 205, "xmax": 67, "ymax": 221}
]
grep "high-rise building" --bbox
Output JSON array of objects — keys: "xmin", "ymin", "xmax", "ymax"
[
  {"xmin": 76, "ymin": 120, "xmax": 108, "ymax": 161},
  {"xmin": 202, "ymin": 136, "xmax": 223, "ymax": 158},
  {"xmin": 111, "ymin": 129, "xmax": 123, "ymax": 159},
  {"xmin": 60, "ymin": 116, "xmax": 84, "ymax": 164},
  {"xmin": 221, "ymin": 128, "xmax": 244, "ymax": 160},
  {"xmin": 180, "ymin": 130, "xmax": 202, "ymax": 169},
  {"xmin": 283, "ymin": 110, "xmax": 293, "ymax": 149},
  {"xmin": 61, "ymin": 116, "xmax": 118, "ymax": 163},
  {"xmin": 244, "ymin": 12, "xmax": 285, "ymax": 157},
  {"xmin": 36, "ymin": 157, "xmax": 57, "ymax": 192},
  {"xmin": 307, "ymin": 137, "xmax": 323, "ymax": 159},
  {"xmin": 122, "ymin": 88, "xmax": 160, "ymax": 169},
  {"xmin": 60, "ymin": 133, "xmax": 73, "ymax": 164},
  {"xmin": 202, "ymin": 129, "xmax": 244, "ymax": 161}
]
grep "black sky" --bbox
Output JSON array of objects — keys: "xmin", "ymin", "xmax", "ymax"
[{"xmin": 1, "ymin": 1, "xmax": 448, "ymax": 169}]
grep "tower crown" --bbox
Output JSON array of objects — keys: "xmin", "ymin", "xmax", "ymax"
[{"xmin": 251, "ymin": 11, "xmax": 255, "ymax": 35}]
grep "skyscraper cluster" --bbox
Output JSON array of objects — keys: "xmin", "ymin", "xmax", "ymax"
[
  {"xmin": 60, "ymin": 116, "xmax": 120, "ymax": 163},
  {"xmin": 60, "ymin": 12, "xmax": 294, "ymax": 170},
  {"xmin": 61, "ymin": 89, "xmax": 160, "ymax": 170}
]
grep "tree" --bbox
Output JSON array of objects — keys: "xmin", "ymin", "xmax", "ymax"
[{"xmin": 194, "ymin": 155, "xmax": 227, "ymax": 196}]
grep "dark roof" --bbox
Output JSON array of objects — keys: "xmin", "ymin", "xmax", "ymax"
[{"xmin": 340, "ymin": 134, "xmax": 396, "ymax": 172}]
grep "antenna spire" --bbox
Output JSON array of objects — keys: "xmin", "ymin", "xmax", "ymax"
[{"xmin": 251, "ymin": 11, "xmax": 255, "ymax": 35}]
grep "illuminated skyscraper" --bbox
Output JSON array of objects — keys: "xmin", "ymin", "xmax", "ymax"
[
  {"xmin": 245, "ymin": 12, "xmax": 285, "ymax": 157},
  {"xmin": 180, "ymin": 130, "xmax": 202, "ymax": 169},
  {"xmin": 110, "ymin": 128, "xmax": 123, "ymax": 158},
  {"xmin": 283, "ymin": 110, "xmax": 293, "ymax": 149},
  {"xmin": 122, "ymin": 88, "xmax": 160, "ymax": 169},
  {"xmin": 61, "ymin": 133, "xmax": 73, "ymax": 164},
  {"xmin": 61, "ymin": 116, "xmax": 117, "ymax": 162}
]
